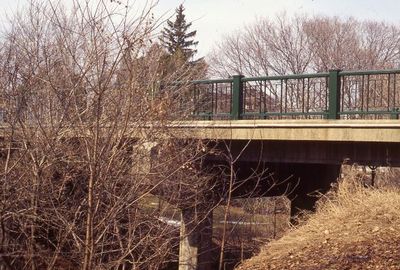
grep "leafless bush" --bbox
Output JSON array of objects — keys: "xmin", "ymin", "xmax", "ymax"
[{"xmin": 0, "ymin": 1, "xmax": 210, "ymax": 269}]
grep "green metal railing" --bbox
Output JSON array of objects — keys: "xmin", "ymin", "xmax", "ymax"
[{"xmin": 186, "ymin": 69, "xmax": 400, "ymax": 120}]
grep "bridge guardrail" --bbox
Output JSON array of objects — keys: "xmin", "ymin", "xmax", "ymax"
[
  {"xmin": 185, "ymin": 69, "xmax": 400, "ymax": 120},
  {"xmin": 339, "ymin": 69, "xmax": 400, "ymax": 120}
]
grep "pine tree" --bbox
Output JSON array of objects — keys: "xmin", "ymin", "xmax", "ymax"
[{"xmin": 160, "ymin": 4, "xmax": 199, "ymax": 60}]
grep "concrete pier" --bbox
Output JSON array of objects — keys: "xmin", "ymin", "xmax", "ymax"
[{"xmin": 179, "ymin": 207, "xmax": 213, "ymax": 270}]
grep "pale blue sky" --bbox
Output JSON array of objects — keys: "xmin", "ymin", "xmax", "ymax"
[{"xmin": 1, "ymin": 0, "xmax": 400, "ymax": 57}]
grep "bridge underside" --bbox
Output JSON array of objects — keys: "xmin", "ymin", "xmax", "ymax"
[
  {"xmin": 231, "ymin": 162, "xmax": 341, "ymax": 214},
  {"xmin": 204, "ymin": 137, "xmax": 400, "ymax": 214},
  {"xmin": 213, "ymin": 139, "xmax": 400, "ymax": 166}
]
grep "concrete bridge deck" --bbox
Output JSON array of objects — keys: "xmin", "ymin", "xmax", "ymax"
[
  {"xmin": 170, "ymin": 119, "xmax": 400, "ymax": 167},
  {"xmin": 171, "ymin": 119, "xmax": 400, "ymax": 142}
]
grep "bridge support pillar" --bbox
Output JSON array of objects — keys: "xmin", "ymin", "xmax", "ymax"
[{"xmin": 179, "ymin": 207, "xmax": 213, "ymax": 270}]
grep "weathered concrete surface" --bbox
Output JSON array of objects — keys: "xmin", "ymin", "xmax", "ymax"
[
  {"xmin": 131, "ymin": 141, "xmax": 158, "ymax": 175},
  {"xmin": 179, "ymin": 208, "xmax": 213, "ymax": 270},
  {"xmin": 169, "ymin": 119, "xmax": 400, "ymax": 143},
  {"xmin": 1, "ymin": 119, "xmax": 398, "ymax": 142}
]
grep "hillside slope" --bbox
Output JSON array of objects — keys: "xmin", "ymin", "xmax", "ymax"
[{"xmin": 237, "ymin": 175, "xmax": 400, "ymax": 270}]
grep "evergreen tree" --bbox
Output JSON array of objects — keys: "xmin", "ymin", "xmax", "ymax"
[{"xmin": 160, "ymin": 4, "xmax": 199, "ymax": 60}]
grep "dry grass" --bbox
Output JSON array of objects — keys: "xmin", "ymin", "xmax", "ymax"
[{"xmin": 237, "ymin": 170, "xmax": 400, "ymax": 269}]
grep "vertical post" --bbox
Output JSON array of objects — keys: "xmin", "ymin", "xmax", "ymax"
[
  {"xmin": 328, "ymin": 70, "xmax": 341, "ymax": 119},
  {"xmin": 179, "ymin": 207, "xmax": 213, "ymax": 270},
  {"xmin": 391, "ymin": 108, "xmax": 399, "ymax": 119},
  {"xmin": 198, "ymin": 213, "xmax": 213, "ymax": 270},
  {"xmin": 231, "ymin": 75, "xmax": 244, "ymax": 120},
  {"xmin": 179, "ymin": 208, "xmax": 198, "ymax": 270}
]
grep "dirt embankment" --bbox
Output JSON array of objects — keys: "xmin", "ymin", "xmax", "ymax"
[{"xmin": 236, "ymin": 174, "xmax": 400, "ymax": 270}]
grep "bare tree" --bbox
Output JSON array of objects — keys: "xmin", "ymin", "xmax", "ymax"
[
  {"xmin": 209, "ymin": 15, "xmax": 400, "ymax": 77},
  {"xmin": 0, "ymin": 1, "xmax": 211, "ymax": 269}
]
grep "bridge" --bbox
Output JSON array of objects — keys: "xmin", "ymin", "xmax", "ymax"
[
  {"xmin": 171, "ymin": 69, "xmax": 400, "ymax": 270},
  {"xmin": 1, "ymin": 68, "xmax": 399, "ymax": 270}
]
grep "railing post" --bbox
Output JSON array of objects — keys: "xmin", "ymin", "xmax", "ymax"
[
  {"xmin": 328, "ymin": 69, "xmax": 341, "ymax": 120},
  {"xmin": 391, "ymin": 108, "xmax": 399, "ymax": 120},
  {"xmin": 231, "ymin": 75, "xmax": 244, "ymax": 120}
]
